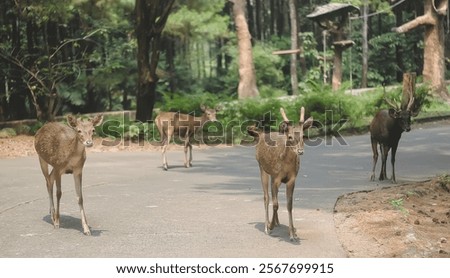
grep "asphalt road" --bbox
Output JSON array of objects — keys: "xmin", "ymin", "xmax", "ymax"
[{"xmin": 0, "ymin": 123, "xmax": 449, "ymax": 258}]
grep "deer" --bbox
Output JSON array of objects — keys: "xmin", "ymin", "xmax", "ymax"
[
  {"xmin": 369, "ymin": 88, "xmax": 418, "ymax": 183},
  {"xmin": 155, "ymin": 104, "xmax": 220, "ymax": 171},
  {"xmin": 248, "ymin": 107, "xmax": 313, "ymax": 241},
  {"xmin": 34, "ymin": 114, "xmax": 103, "ymax": 235}
]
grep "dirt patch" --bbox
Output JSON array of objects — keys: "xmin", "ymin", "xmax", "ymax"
[
  {"xmin": 0, "ymin": 135, "xmax": 206, "ymax": 159},
  {"xmin": 334, "ymin": 177, "xmax": 450, "ymax": 257}
]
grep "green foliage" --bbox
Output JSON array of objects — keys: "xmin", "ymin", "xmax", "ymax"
[
  {"xmin": 98, "ymin": 114, "xmax": 150, "ymax": 141},
  {"xmin": 165, "ymin": 3, "xmax": 229, "ymax": 40},
  {"xmin": 389, "ymin": 197, "xmax": 408, "ymax": 215},
  {"xmin": 0, "ymin": 128, "xmax": 17, "ymax": 138},
  {"xmin": 158, "ymin": 92, "xmax": 227, "ymax": 114}
]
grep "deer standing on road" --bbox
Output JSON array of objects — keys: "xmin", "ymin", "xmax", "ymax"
[
  {"xmin": 155, "ymin": 105, "xmax": 220, "ymax": 171},
  {"xmin": 34, "ymin": 114, "xmax": 103, "ymax": 235},
  {"xmin": 369, "ymin": 87, "xmax": 418, "ymax": 183},
  {"xmin": 248, "ymin": 107, "xmax": 313, "ymax": 241}
]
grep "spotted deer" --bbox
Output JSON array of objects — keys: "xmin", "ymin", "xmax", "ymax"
[
  {"xmin": 155, "ymin": 105, "xmax": 220, "ymax": 170},
  {"xmin": 34, "ymin": 114, "xmax": 103, "ymax": 235},
  {"xmin": 248, "ymin": 107, "xmax": 313, "ymax": 241}
]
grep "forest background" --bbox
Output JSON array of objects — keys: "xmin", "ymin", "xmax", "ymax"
[{"xmin": 1, "ymin": 0, "xmax": 450, "ymax": 142}]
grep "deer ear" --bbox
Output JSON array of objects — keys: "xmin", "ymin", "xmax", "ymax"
[
  {"xmin": 90, "ymin": 114, "xmax": 103, "ymax": 127},
  {"xmin": 215, "ymin": 105, "xmax": 222, "ymax": 112},
  {"xmin": 303, "ymin": 117, "xmax": 314, "ymax": 130},
  {"xmin": 67, "ymin": 115, "xmax": 78, "ymax": 128},
  {"xmin": 388, "ymin": 108, "xmax": 400, "ymax": 118},
  {"xmin": 279, "ymin": 121, "xmax": 290, "ymax": 134},
  {"xmin": 200, "ymin": 104, "xmax": 206, "ymax": 112}
]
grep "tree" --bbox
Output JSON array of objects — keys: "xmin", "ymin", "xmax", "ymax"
[
  {"xmin": 135, "ymin": 0, "xmax": 174, "ymax": 122},
  {"xmin": 361, "ymin": 1, "xmax": 369, "ymax": 88},
  {"xmin": 288, "ymin": 0, "xmax": 299, "ymax": 95},
  {"xmin": 230, "ymin": 0, "xmax": 259, "ymax": 99},
  {"xmin": 393, "ymin": 0, "xmax": 449, "ymax": 100}
]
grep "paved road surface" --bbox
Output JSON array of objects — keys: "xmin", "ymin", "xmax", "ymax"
[{"xmin": 0, "ymin": 123, "xmax": 449, "ymax": 258}]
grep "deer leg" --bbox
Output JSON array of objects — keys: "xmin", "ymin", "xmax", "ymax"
[
  {"xmin": 269, "ymin": 178, "xmax": 281, "ymax": 231},
  {"xmin": 188, "ymin": 141, "xmax": 193, "ymax": 167},
  {"xmin": 286, "ymin": 178, "xmax": 298, "ymax": 241},
  {"xmin": 54, "ymin": 172, "xmax": 62, "ymax": 229},
  {"xmin": 162, "ymin": 130, "xmax": 173, "ymax": 171},
  {"xmin": 73, "ymin": 171, "xmax": 91, "ymax": 235},
  {"xmin": 390, "ymin": 142, "xmax": 399, "ymax": 183},
  {"xmin": 381, "ymin": 145, "xmax": 391, "ymax": 181},
  {"xmin": 184, "ymin": 136, "xmax": 192, "ymax": 168},
  {"xmin": 38, "ymin": 157, "xmax": 56, "ymax": 226},
  {"xmin": 46, "ymin": 170, "xmax": 58, "ymax": 227},
  {"xmin": 260, "ymin": 168, "xmax": 271, "ymax": 235},
  {"xmin": 370, "ymin": 138, "xmax": 378, "ymax": 181},
  {"xmin": 379, "ymin": 144, "xmax": 386, "ymax": 180}
]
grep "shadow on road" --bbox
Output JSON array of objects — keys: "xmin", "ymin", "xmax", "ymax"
[
  {"xmin": 42, "ymin": 215, "xmax": 106, "ymax": 237},
  {"xmin": 251, "ymin": 222, "xmax": 302, "ymax": 245}
]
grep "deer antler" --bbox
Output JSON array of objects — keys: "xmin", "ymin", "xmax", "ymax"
[
  {"xmin": 280, "ymin": 108, "xmax": 289, "ymax": 122},
  {"xmin": 299, "ymin": 107, "xmax": 305, "ymax": 124},
  {"xmin": 384, "ymin": 97, "xmax": 399, "ymax": 110}
]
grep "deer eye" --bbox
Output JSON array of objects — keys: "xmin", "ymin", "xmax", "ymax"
[{"xmin": 77, "ymin": 129, "xmax": 82, "ymax": 133}]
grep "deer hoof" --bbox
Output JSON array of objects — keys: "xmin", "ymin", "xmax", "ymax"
[
  {"xmin": 83, "ymin": 229, "xmax": 91, "ymax": 236},
  {"xmin": 163, "ymin": 164, "xmax": 168, "ymax": 171}
]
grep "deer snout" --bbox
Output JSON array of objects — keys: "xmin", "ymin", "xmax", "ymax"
[{"xmin": 84, "ymin": 140, "xmax": 94, "ymax": 147}]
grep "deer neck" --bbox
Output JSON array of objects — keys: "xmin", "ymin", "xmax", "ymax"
[{"xmin": 198, "ymin": 114, "xmax": 209, "ymax": 126}]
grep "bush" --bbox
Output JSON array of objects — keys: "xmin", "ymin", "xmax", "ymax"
[{"xmin": 0, "ymin": 128, "xmax": 16, "ymax": 138}]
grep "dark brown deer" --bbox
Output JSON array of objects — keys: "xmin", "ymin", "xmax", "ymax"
[
  {"xmin": 369, "ymin": 89, "xmax": 418, "ymax": 183},
  {"xmin": 34, "ymin": 114, "xmax": 103, "ymax": 235},
  {"xmin": 155, "ymin": 105, "xmax": 220, "ymax": 170},
  {"xmin": 248, "ymin": 107, "xmax": 313, "ymax": 241}
]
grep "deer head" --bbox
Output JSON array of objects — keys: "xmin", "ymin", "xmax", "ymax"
[
  {"xmin": 279, "ymin": 107, "xmax": 313, "ymax": 155},
  {"xmin": 385, "ymin": 88, "xmax": 417, "ymax": 133},
  {"xmin": 67, "ymin": 114, "xmax": 103, "ymax": 147}
]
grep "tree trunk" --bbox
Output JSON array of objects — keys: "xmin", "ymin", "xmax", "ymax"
[
  {"xmin": 361, "ymin": 2, "xmax": 368, "ymax": 88},
  {"xmin": 135, "ymin": 0, "xmax": 175, "ymax": 122},
  {"xmin": 393, "ymin": 0, "xmax": 449, "ymax": 100},
  {"xmin": 332, "ymin": 47, "xmax": 343, "ymax": 91},
  {"xmin": 288, "ymin": 0, "xmax": 298, "ymax": 95},
  {"xmin": 231, "ymin": 0, "xmax": 259, "ymax": 99}
]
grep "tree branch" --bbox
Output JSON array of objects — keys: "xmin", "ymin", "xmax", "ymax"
[{"xmin": 392, "ymin": 14, "xmax": 435, "ymax": 33}]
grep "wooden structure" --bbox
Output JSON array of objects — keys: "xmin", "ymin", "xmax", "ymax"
[{"xmin": 307, "ymin": 3, "xmax": 359, "ymax": 90}]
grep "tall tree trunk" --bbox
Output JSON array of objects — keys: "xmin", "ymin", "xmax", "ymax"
[
  {"xmin": 361, "ymin": 2, "xmax": 368, "ymax": 88},
  {"xmin": 394, "ymin": 6, "xmax": 405, "ymax": 82},
  {"xmin": 231, "ymin": 0, "xmax": 259, "ymax": 99},
  {"xmin": 332, "ymin": 46, "xmax": 343, "ymax": 91},
  {"xmin": 393, "ymin": 0, "xmax": 449, "ymax": 100},
  {"xmin": 288, "ymin": 0, "xmax": 298, "ymax": 95},
  {"xmin": 135, "ymin": 0, "xmax": 174, "ymax": 122}
]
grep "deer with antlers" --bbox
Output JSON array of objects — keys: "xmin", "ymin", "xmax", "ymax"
[
  {"xmin": 369, "ymin": 74, "xmax": 420, "ymax": 183},
  {"xmin": 248, "ymin": 107, "xmax": 313, "ymax": 241}
]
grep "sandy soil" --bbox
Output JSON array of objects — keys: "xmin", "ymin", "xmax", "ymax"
[
  {"xmin": 1, "ymin": 132, "xmax": 449, "ymax": 258},
  {"xmin": 334, "ymin": 177, "xmax": 450, "ymax": 257}
]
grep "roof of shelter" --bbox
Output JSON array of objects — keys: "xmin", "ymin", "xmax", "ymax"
[{"xmin": 307, "ymin": 3, "xmax": 360, "ymax": 20}]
